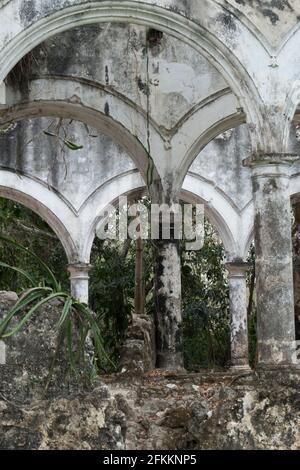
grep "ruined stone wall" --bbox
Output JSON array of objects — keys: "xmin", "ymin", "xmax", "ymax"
[
  {"xmin": 0, "ymin": 21, "xmax": 249, "ymax": 260},
  {"xmin": 1, "ymin": 291, "xmax": 300, "ymax": 450}
]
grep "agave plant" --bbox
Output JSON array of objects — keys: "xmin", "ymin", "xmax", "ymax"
[{"xmin": 0, "ymin": 234, "xmax": 115, "ymax": 378}]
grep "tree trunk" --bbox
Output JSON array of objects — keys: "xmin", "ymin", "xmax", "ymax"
[{"xmin": 134, "ymin": 236, "xmax": 144, "ymax": 315}]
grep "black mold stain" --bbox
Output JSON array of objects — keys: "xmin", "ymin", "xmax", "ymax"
[
  {"xmin": 147, "ymin": 29, "xmax": 164, "ymax": 49},
  {"xmin": 168, "ymin": 0, "xmax": 191, "ymax": 18},
  {"xmin": 234, "ymin": 0, "xmax": 294, "ymax": 25},
  {"xmin": 235, "ymin": 0, "xmax": 293, "ymax": 10},
  {"xmin": 20, "ymin": 0, "xmax": 38, "ymax": 26},
  {"xmin": 217, "ymin": 13, "xmax": 237, "ymax": 32},
  {"xmin": 104, "ymin": 102, "xmax": 110, "ymax": 117},
  {"xmin": 263, "ymin": 178, "xmax": 278, "ymax": 194},
  {"xmin": 136, "ymin": 76, "xmax": 150, "ymax": 96},
  {"xmin": 152, "ymin": 62, "xmax": 159, "ymax": 74},
  {"xmin": 270, "ymin": 0, "xmax": 293, "ymax": 11},
  {"xmin": 105, "ymin": 65, "xmax": 109, "ymax": 86},
  {"xmin": 262, "ymin": 8, "xmax": 280, "ymax": 24},
  {"xmin": 253, "ymin": 179, "xmax": 260, "ymax": 194}
]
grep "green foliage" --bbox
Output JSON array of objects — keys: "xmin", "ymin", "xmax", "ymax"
[
  {"xmin": 181, "ymin": 220, "xmax": 230, "ymax": 370},
  {"xmin": 0, "ymin": 199, "xmax": 69, "ymax": 292},
  {"xmin": 43, "ymin": 130, "xmax": 84, "ymax": 151},
  {"xmin": 248, "ymin": 309, "xmax": 257, "ymax": 367},
  {"xmin": 0, "ymin": 197, "xmax": 257, "ymax": 373},
  {"xmin": 183, "ymin": 303, "xmax": 230, "ymax": 370},
  {"xmin": 89, "ymin": 238, "xmax": 134, "ymax": 370},
  {"xmin": 0, "ymin": 236, "xmax": 114, "ymax": 380}
]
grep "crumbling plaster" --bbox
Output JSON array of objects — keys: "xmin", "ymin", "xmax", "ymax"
[
  {"xmin": 0, "ymin": 0, "xmax": 282, "ymax": 150},
  {"xmin": 0, "ymin": 5, "xmax": 299, "ymax": 283},
  {"xmin": 0, "ymin": 0, "xmax": 300, "ymax": 372}
]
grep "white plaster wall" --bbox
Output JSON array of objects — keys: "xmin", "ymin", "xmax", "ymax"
[
  {"xmin": 0, "ymin": 117, "xmax": 136, "ymax": 211},
  {"xmin": 1, "ymin": 1, "xmax": 300, "ymax": 263}
]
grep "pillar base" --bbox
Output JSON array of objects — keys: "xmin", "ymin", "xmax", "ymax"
[
  {"xmin": 255, "ymin": 363, "xmax": 300, "ymax": 371},
  {"xmin": 230, "ymin": 364, "xmax": 252, "ymax": 373},
  {"xmin": 156, "ymin": 352, "xmax": 185, "ymax": 372}
]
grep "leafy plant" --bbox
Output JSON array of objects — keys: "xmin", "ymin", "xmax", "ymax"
[
  {"xmin": 0, "ymin": 198, "xmax": 69, "ymax": 292},
  {"xmin": 0, "ymin": 235, "xmax": 114, "ymax": 380},
  {"xmin": 89, "ymin": 238, "xmax": 135, "ymax": 370},
  {"xmin": 247, "ymin": 243, "xmax": 257, "ymax": 367},
  {"xmin": 43, "ymin": 130, "xmax": 83, "ymax": 151},
  {"xmin": 181, "ymin": 219, "xmax": 230, "ymax": 370},
  {"xmin": 0, "ymin": 197, "xmax": 253, "ymax": 373}
]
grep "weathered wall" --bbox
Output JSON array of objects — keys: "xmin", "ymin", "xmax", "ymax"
[
  {"xmin": 28, "ymin": 23, "xmax": 227, "ymax": 131},
  {"xmin": 0, "ymin": 22, "xmax": 248, "ymax": 260},
  {"xmin": 1, "ymin": 1, "xmax": 300, "ymax": 445},
  {"xmin": 0, "ymin": 118, "xmax": 135, "ymax": 211},
  {"xmin": 1, "ymin": 290, "xmax": 300, "ymax": 451}
]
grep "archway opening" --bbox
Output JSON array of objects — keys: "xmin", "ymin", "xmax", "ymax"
[
  {"xmin": 0, "ymin": 197, "xmax": 68, "ymax": 291},
  {"xmin": 87, "ymin": 192, "xmax": 253, "ymax": 373},
  {"xmin": 181, "ymin": 217, "xmax": 230, "ymax": 371},
  {"xmin": 292, "ymin": 198, "xmax": 300, "ymax": 341}
]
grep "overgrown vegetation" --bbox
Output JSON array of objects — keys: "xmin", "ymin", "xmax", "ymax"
[
  {"xmin": 181, "ymin": 220, "xmax": 230, "ymax": 370},
  {"xmin": 0, "ymin": 236, "xmax": 113, "ymax": 382},
  {"xmin": 0, "ymin": 198, "xmax": 257, "ymax": 372}
]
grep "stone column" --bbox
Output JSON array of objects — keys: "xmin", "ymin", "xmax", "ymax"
[
  {"xmin": 149, "ymin": 179, "xmax": 184, "ymax": 371},
  {"xmin": 226, "ymin": 261, "xmax": 251, "ymax": 371},
  {"xmin": 154, "ymin": 239, "xmax": 183, "ymax": 370},
  {"xmin": 68, "ymin": 263, "xmax": 92, "ymax": 304},
  {"xmin": 244, "ymin": 153, "xmax": 298, "ymax": 368},
  {"xmin": 292, "ymin": 201, "xmax": 300, "ymax": 340}
]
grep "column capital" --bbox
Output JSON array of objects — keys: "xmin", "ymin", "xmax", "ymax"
[
  {"xmin": 243, "ymin": 153, "xmax": 299, "ymax": 169},
  {"xmin": 226, "ymin": 260, "xmax": 251, "ymax": 277},
  {"xmin": 67, "ymin": 262, "xmax": 92, "ymax": 278}
]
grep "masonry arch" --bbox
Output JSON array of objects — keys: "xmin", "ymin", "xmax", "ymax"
[
  {"xmin": 0, "ymin": 1, "xmax": 266, "ymax": 148},
  {"xmin": 0, "ymin": 91, "xmax": 158, "ymax": 183},
  {"xmin": 79, "ymin": 169, "xmax": 243, "ymax": 263},
  {"xmin": 80, "ymin": 170, "xmax": 145, "ymax": 263},
  {"xmin": 274, "ymin": 26, "xmax": 300, "ymax": 147},
  {"xmin": 173, "ymin": 96, "xmax": 246, "ymax": 191},
  {"xmin": 182, "ymin": 174, "xmax": 253, "ymax": 261},
  {"xmin": 2, "ymin": 78, "xmax": 247, "ymax": 187},
  {"xmin": 0, "ymin": 169, "xmax": 78, "ymax": 261}
]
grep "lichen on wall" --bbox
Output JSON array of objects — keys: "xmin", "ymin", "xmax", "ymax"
[
  {"xmin": 227, "ymin": 0, "xmax": 300, "ymax": 45},
  {"xmin": 0, "ymin": 117, "xmax": 135, "ymax": 211},
  {"xmin": 24, "ymin": 23, "xmax": 227, "ymax": 132}
]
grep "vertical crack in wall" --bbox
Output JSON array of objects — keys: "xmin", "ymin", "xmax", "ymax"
[{"xmin": 145, "ymin": 32, "xmax": 155, "ymax": 189}]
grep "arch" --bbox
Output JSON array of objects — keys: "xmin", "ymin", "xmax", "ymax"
[
  {"xmin": 1, "ymin": 78, "xmax": 244, "ymax": 189},
  {"xmin": 0, "ymin": 0, "xmax": 266, "ymax": 145},
  {"xmin": 80, "ymin": 170, "xmax": 145, "ymax": 262},
  {"xmin": 275, "ymin": 26, "xmax": 300, "ymax": 141},
  {"xmin": 182, "ymin": 173, "xmax": 254, "ymax": 260},
  {"xmin": 0, "ymin": 169, "xmax": 78, "ymax": 261},
  {"xmin": 0, "ymin": 77, "xmax": 161, "ymax": 182},
  {"xmin": 1, "ymin": 79, "xmax": 247, "ymax": 189},
  {"xmin": 79, "ymin": 169, "xmax": 250, "ymax": 262},
  {"xmin": 172, "ymin": 91, "xmax": 245, "ymax": 190}
]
